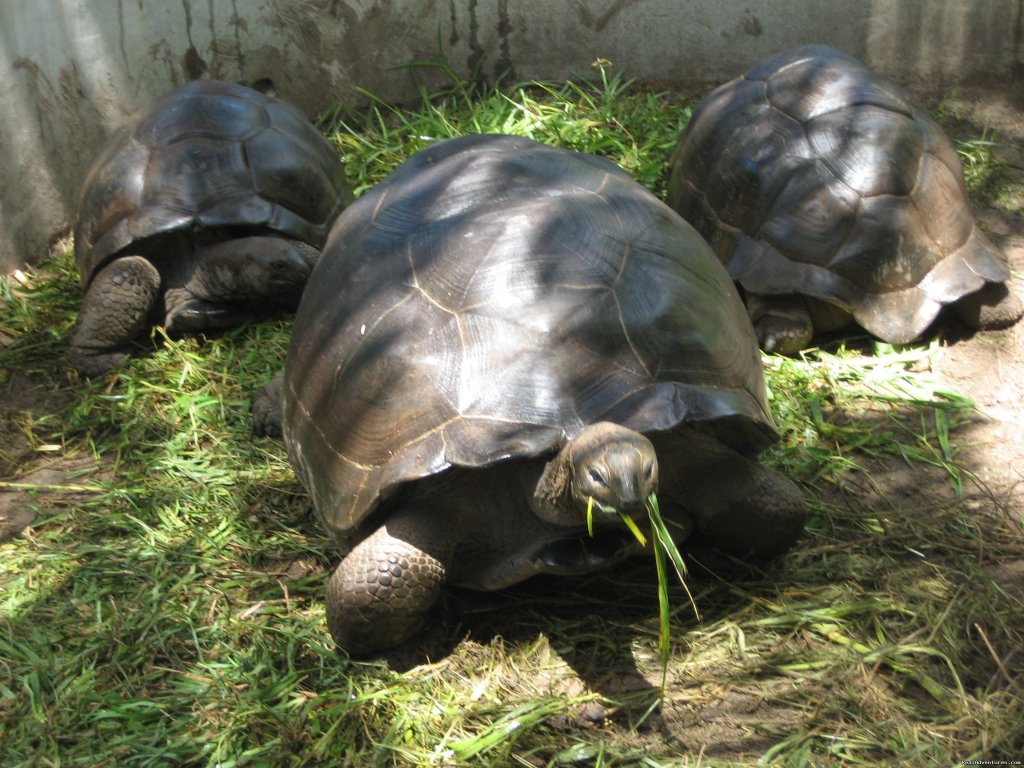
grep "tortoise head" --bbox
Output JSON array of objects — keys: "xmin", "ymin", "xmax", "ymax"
[
  {"xmin": 568, "ymin": 422, "xmax": 658, "ymax": 520},
  {"xmin": 191, "ymin": 235, "xmax": 319, "ymax": 302}
]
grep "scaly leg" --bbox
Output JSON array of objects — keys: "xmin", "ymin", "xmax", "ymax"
[
  {"xmin": 70, "ymin": 255, "xmax": 160, "ymax": 376},
  {"xmin": 326, "ymin": 513, "xmax": 451, "ymax": 656}
]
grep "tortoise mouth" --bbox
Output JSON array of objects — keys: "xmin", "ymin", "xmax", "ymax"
[{"xmin": 531, "ymin": 526, "xmax": 642, "ymax": 575}]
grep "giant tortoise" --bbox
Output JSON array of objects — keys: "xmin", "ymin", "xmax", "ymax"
[
  {"xmin": 667, "ymin": 44, "xmax": 1022, "ymax": 354},
  {"xmin": 253, "ymin": 134, "xmax": 807, "ymax": 656},
  {"xmin": 70, "ymin": 79, "xmax": 352, "ymax": 376}
]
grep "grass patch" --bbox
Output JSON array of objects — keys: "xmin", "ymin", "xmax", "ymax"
[
  {"xmin": 764, "ymin": 340, "xmax": 976, "ymax": 492},
  {"xmin": 320, "ymin": 58, "xmax": 691, "ymax": 199},
  {"xmin": 2, "ymin": 69, "xmax": 1022, "ymax": 766},
  {"xmin": 957, "ymin": 133, "xmax": 1005, "ymax": 196}
]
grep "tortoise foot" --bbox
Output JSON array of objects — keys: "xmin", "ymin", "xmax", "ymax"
[
  {"xmin": 718, "ymin": 463, "xmax": 808, "ymax": 558},
  {"xmin": 70, "ymin": 349, "xmax": 132, "ymax": 378},
  {"xmin": 70, "ymin": 255, "xmax": 161, "ymax": 376},
  {"xmin": 251, "ymin": 374, "xmax": 284, "ymax": 437},
  {"xmin": 325, "ymin": 523, "xmax": 447, "ymax": 657},
  {"xmin": 672, "ymin": 430, "xmax": 808, "ymax": 558},
  {"xmin": 953, "ymin": 282, "xmax": 1024, "ymax": 331},
  {"xmin": 696, "ymin": 461, "xmax": 808, "ymax": 559}
]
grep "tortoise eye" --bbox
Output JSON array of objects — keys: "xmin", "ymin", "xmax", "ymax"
[{"xmin": 587, "ymin": 467, "xmax": 607, "ymax": 486}]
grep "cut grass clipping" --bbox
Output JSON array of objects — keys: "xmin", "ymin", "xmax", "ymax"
[{"xmin": 586, "ymin": 492, "xmax": 700, "ymax": 691}]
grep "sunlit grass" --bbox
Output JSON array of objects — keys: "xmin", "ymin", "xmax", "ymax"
[
  {"xmin": 320, "ymin": 58, "xmax": 691, "ymax": 199},
  {"xmin": 764, "ymin": 340, "xmax": 976, "ymax": 493},
  {"xmin": 1, "ymin": 68, "xmax": 1021, "ymax": 766}
]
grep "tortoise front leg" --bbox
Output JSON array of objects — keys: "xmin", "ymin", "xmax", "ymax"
[
  {"xmin": 326, "ymin": 512, "xmax": 451, "ymax": 656},
  {"xmin": 688, "ymin": 453, "xmax": 808, "ymax": 558},
  {"xmin": 70, "ymin": 255, "xmax": 161, "ymax": 376},
  {"xmin": 653, "ymin": 430, "xmax": 807, "ymax": 558}
]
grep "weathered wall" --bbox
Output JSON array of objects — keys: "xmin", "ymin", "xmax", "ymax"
[{"xmin": 2, "ymin": 0, "xmax": 1022, "ymax": 272}]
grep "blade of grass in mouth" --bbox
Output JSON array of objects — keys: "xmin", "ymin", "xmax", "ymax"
[{"xmin": 587, "ymin": 492, "xmax": 700, "ymax": 693}]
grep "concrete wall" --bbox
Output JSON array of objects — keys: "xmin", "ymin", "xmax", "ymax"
[{"xmin": 2, "ymin": 0, "xmax": 1022, "ymax": 273}]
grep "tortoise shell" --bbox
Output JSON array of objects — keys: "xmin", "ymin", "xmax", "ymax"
[
  {"xmin": 74, "ymin": 79, "xmax": 350, "ymax": 287},
  {"xmin": 667, "ymin": 44, "xmax": 1009, "ymax": 343},
  {"xmin": 281, "ymin": 134, "xmax": 776, "ymax": 540}
]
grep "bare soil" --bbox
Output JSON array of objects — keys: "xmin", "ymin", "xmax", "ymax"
[
  {"xmin": 0, "ymin": 367, "xmax": 86, "ymax": 540},
  {"xmin": 921, "ymin": 79, "xmax": 1024, "ymax": 574}
]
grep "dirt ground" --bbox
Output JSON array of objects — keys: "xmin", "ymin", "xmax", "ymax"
[
  {"xmin": 0, "ymin": 359, "xmax": 77, "ymax": 540},
  {"xmin": 919, "ymin": 79, "xmax": 1024, "ymax": 591}
]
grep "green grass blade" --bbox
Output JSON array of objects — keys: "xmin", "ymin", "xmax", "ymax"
[
  {"xmin": 647, "ymin": 493, "xmax": 701, "ymax": 622},
  {"xmin": 618, "ymin": 510, "xmax": 647, "ymax": 547},
  {"xmin": 652, "ymin": 532, "xmax": 672, "ymax": 692}
]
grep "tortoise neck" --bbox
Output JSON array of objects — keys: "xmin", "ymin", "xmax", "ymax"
[{"xmin": 530, "ymin": 443, "xmax": 580, "ymax": 526}]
